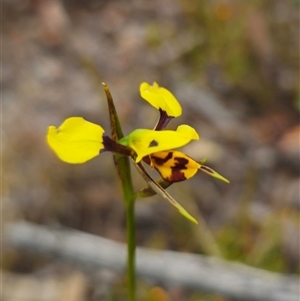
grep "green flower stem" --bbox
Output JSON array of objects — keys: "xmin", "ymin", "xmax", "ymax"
[
  {"xmin": 114, "ymin": 154, "xmax": 136, "ymax": 301},
  {"xmin": 125, "ymin": 194, "xmax": 136, "ymax": 301},
  {"xmin": 101, "ymin": 80, "xmax": 136, "ymax": 301}
]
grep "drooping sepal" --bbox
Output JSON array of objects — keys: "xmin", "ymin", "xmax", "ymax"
[
  {"xmin": 134, "ymin": 161, "xmax": 198, "ymax": 224},
  {"xmin": 135, "ymin": 178, "xmax": 172, "ymax": 198}
]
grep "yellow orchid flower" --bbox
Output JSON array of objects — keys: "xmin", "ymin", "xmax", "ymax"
[
  {"xmin": 46, "ymin": 82, "xmax": 229, "ymax": 225},
  {"xmin": 45, "ymin": 81, "xmax": 230, "ymax": 300},
  {"xmin": 140, "ymin": 82, "xmax": 182, "ymax": 118}
]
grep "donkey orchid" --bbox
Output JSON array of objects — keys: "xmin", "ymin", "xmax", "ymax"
[{"xmin": 47, "ymin": 82, "xmax": 229, "ymax": 223}]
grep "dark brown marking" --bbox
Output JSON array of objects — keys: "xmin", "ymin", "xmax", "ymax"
[
  {"xmin": 102, "ymin": 135, "xmax": 133, "ymax": 156},
  {"xmin": 173, "ymin": 157, "xmax": 189, "ymax": 169},
  {"xmin": 200, "ymin": 165, "xmax": 213, "ymax": 173},
  {"xmin": 149, "ymin": 140, "xmax": 159, "ymax": 147},
  {"xmin": 151, "ymin": 152, "xmax": 173, "ymax": 166},
  {"xmin": 168, "ymin": 157, "xmax": 189, "ymax": 182}
]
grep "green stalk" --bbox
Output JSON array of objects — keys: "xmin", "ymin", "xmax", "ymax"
[
  {"xmin": 126, "ymin": 199, "xmax": 136, "ymax": 301},
  {"xmin": 114, "ymin": 153, "xmax": 136, "ymax": 301},
  {"xmin": 102, "ymin": 81, "xmax": 136, "ymax": 301},
  {"xmin": 125, "ymin": 187, "xmax": 136, "ymax": 301}
]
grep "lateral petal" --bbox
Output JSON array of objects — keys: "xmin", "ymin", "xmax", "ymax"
[{"xmin": 47, "ymin": 117, "xmax": 105, "ymax": 164}]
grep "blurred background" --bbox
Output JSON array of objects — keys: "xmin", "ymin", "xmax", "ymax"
[{"xmin": 2, "ymin": 0, "xmax": 299, "ymax": 300}]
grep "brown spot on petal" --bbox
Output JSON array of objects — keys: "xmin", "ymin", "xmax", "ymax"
[
  {"xmin": 174, "ymin": 157, "xmax": 189, "ymax": 168},
  {"xmin": 200, "ymin": 165, "xmax": 213, "ymax": 173},
  {"xmin": 151, "ymin": 152, "xmax": 173, "ymax": 165},
  {"xmin": 149, "ymin": 140, "xmax": 159, "ymax": 147},
  {"xmin": 168, "ymin": 157, "xmax": 189, "ymax": 182}
]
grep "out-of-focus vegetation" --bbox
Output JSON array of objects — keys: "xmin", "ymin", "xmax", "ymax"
[{"xmin": 3, "ymin": 0, "xmax": 299, "ymax": 300}]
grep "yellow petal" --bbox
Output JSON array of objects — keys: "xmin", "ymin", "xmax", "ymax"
[
  {"xmin": 150, "ymin": 150, "xmax": 201, "ymax": 182},
  {"xmin": 126, "ymin": 125, "xmax": 199, "ymax": 162},
  {"xmin": 140, "ymin": 82, "xmax": 182, "ymax": 117},
  {"xmin": 47, "ymin": 117, "xmax": 105, "ymax": 164}
]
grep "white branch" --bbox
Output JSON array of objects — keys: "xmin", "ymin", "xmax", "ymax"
[{"xmin": 4, "ymin": 221, "xmax": 299, "ymax": 301}]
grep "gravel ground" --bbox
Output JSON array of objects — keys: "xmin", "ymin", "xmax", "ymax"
[{"xmin": 3, "ymin": 0, "xmax": 299, "ymax": 300}]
